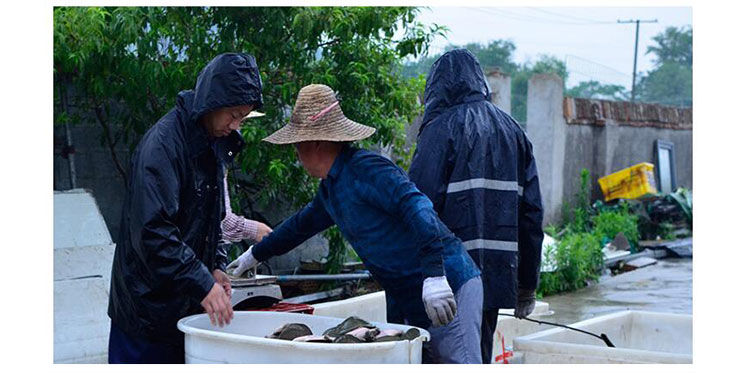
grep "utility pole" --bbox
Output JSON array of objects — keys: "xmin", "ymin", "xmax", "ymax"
[{"xmin": 618, "ymin": 18, "xmax": 658, "ymax": 102}]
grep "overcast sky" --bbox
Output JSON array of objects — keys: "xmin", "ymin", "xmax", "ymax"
[{"xmin": 415, "ymin": 6, "xmax": 692, "ymax": 88}]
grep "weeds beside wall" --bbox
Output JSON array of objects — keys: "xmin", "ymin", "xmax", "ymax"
[{"xmin": 538, "ymin": 168, "xmax": 640, "ymax": 297}]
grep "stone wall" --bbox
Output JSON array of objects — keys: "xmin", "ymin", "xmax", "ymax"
[{"xmin": 527, "ymin": 74, "xmax": 693, "ymax": 225}]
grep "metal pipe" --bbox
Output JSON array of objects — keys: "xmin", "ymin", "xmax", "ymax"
[
  {"xmin": 275, "ymin": 272, "xmax": 372, "ymax": 282},
  {"xmin": 284, "ymin": 287, "xmax": 346, "ymax": 304}
]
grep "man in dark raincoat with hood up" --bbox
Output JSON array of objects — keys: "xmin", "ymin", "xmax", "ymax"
[
  {"xmin": 409, "ymin": 49, "xmax": 544, "ymax": 364},
  {"xmin": 107, "ymin": 53, "xmax": 263, "ymax": 363}
]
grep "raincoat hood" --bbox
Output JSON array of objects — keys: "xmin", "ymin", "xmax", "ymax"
[
  {"xmin": 421, "ymin": 49, "xmax": 490, "ymax": 133},
  {"xmin": 179, "ymin": 52, "xmax": 264, "ymax": 124}
]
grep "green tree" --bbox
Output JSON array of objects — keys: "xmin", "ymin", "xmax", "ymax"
[
  {"xmin": 566, "ymin": 80, "xmax": 628, "ymax": 101},
  {"xmin": 647, "ymin": 26, "xmax": 692, "ymax": 67},
  {"xmin": 401, "ymin": 39, "xmax": 518, "ymax": 79},
  {"xmin": 636, "ymin": 26, "xmax": 692, "ymax": 107},
  {"xmin": 54, "ymin": 6, "xmax": 446, "ymax": 270},
  {"xmin": 638, "ymin": 62, "xmax": 692, "ymax": 107},
  {"xmin": 55, "ymin": 5, "xmax": 444, "ymax": 203}
]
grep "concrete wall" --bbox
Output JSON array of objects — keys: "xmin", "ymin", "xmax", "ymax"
[
  {"xmin": 527, "ymin": 75, "xmax": 693, "ymax": 224},
  {"xmin": 54, "ymin": 189, "xmax": 116, "ymax": 363},
  {"xmin": 487, "ymin": 69, "xmax": 512, "ymax": 113},
  {"xmin": 526, "ymin": 74, "xmax": 567, "ymax": 224},
  {"xmin": 54, "ymin": 124, "xmax": 131, "ymax": 241}
]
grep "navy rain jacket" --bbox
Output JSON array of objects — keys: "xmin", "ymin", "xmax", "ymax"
[
  {"xmin": 408, "ymin": 49, "xmax": 544, "ymax": 309},
  {"xmin": 108, "ymin": 53, "xmax": 263, "ymax": 344}
]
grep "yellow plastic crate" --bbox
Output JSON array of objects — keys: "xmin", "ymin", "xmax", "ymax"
[{"xmin": 597, "ymin": 162, "xmax": 658, "ymax": 201}]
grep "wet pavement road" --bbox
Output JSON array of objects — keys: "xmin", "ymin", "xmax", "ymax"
[{"xmin": 539, "ymin": 258, "xmax": 693, "ymax": 325}]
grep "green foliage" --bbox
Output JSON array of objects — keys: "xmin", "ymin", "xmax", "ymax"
[
  {"xmin": 540, "ymin": 168, "xmax": 644, "ymax": 297},
  {"xmin": 657, "ymin": 222, "xmax": 677, "ymax": 241},
  {"xmin": 566, "ymin": 80, "xmax": 628, "ymax": 101},
  {"xmin": 543, "ymin": 224, "xmax": 561, "ymax": 238},
  {"xmin": 55, "ymin": 7, "xmax": 446, "ymax": 267},
  {"xmin": 537, "ymin": 232, "xmax": 602, "ymax": 297},
  {"xmin": 636, "ymin": 26, "xmax": 692, "ymax": 107},
  {"xmin": 668, "ymin": 187, "xmax": 693, "ymax": 224},
  {"xmin": 592, "ymin": 208, "xmax": 639, "ymax": 249},
  {"xmin": 631, "ymin": 187, "xmax": 692, "ymax": 240},
  {"xmin": 323, "ymin": 227, "xmax": 347, "ymax": 275},
  {"xmin": 401, "ymin": 39, "xmax": 518, "ymax": 79},
  {"xmin": 565, "ymin": 168, "xmax": 593, "ymax": 234},
  {"xmin": 647, "ymin": 26, "xmax": 692, "ymax": 67},
  {"xmin": 637, "ymin": 62, "xmax": 692, "ymax": 107}
]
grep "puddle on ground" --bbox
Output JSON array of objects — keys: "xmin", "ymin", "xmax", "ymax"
[{"xmin": 540, "ymin": 258, "xmax": 692, "ymax": 325}]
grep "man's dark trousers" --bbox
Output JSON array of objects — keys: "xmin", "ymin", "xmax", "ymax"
[
  {"xmin": 481, "ymin": 308, "xmax": 500, "ymax": 364},
  {"xmin": 108, "ymin": 321, "xmax": 184, "ymax": 364}
]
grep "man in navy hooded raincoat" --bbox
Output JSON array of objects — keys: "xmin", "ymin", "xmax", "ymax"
[
  {"xmin": 409, "ymin": 49, "xmax": 544, "ymax": 364},
  {"xmin": 107, "ymin": 53, "xmax": 263, "ymax": 363}
]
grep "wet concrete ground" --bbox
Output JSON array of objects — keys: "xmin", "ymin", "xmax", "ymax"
[{"xmin": 539, "ymin": 258, "xmax": 693, "ymax": 325}]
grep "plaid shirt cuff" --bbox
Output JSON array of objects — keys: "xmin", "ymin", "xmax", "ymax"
[{"xmin": 221, "ymin": 211, "xmax": 260, "ymax": 242}]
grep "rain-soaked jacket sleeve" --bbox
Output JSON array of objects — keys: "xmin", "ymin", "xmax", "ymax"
[
  {"xmin": 408, "ymin": 118, "xmax": 452, "ymax": 216},
  {"xmin": 356, "ymin": 156, "xmax": 446, "ymax": 279},
  {"xmin": 518, "ymin": 138, "xmax": 544, "ymax": 291},
  {"xmin": 251, "ymin": 191, "xmax": 335, "ymax": 262},
  {"xmin": 131, "ymin": 142, "xmax": 215, "ymax": 303}
]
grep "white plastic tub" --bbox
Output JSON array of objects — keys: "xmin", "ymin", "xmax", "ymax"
[
  {"xmin": 491, "ymin": 301, "xmax": 552, "ymax": 363},
  {"xmin": 177, "ymin": 311, "xmax": 429, "ymax": 363},
  {"xmin": 513, "ymin": 310, "xmax": 692, "ymax": 364},
  {"xmin": 313, "ymin": 291, "xmax": 387, "ymax": 322}
]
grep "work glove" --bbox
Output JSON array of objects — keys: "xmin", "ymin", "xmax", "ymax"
[
  {"xmin": 514, "ymin": 288, "xmax": 536, "ymax": 318},
  {"xmin": 422, "ymin": 276, "xmax": 457, "ymax": 327},
  {"xmin": 227, "ymin": 245, "xmax": 259, "ymax": 277}
]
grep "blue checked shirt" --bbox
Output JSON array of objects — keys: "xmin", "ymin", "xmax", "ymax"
[{"xmin": 252, "ymin": 145, "xmax": 480, "ymax": 304}]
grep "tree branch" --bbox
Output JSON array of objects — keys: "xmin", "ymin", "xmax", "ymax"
[
  {"xmin": 306, "ymin": 38, "xmax": 341, "ymax": 51},
  {"xmin": 146, "ymin": 87, "xmax": 161, "ymax": 115},
  {"xmin": 93, "ymin": 104, "xmax": 129, "ymax": 188}
]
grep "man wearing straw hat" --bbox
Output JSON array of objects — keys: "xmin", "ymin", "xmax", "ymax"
[{"xmin": 228, "ymin": 84, "xmax": 483, "ymax": 363}]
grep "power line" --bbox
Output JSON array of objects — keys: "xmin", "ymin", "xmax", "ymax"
[
  {"xmin": 464, "ymin": 7, "xmax": 617, "ymax": 26},
  {"xmin": 523, "ymin": 7, "xmax": 614, "ymax": 24},
  {"xmin": 486, "ymin": 7, "xmax": 606, "ymax": 25},
  {"xmin": 618, "ymin": 18, "xmax": 658, "ymax": 101}
]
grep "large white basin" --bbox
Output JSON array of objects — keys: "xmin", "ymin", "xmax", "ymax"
[
  {"xmin": 178, "ymin": 311, "xmax": 429, "ymax": 363},
  {"xmin": 513, "ymin": 310, "xmax": 692, "ymax": 363}
]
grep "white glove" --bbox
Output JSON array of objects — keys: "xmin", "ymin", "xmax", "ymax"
[
  {"xmin": 422, "ymin": 276, "xmax": 457, "ymax": 327},
  {"xmin": 227, "ymin": 245, "xmax": 259, "ymax": 277}
]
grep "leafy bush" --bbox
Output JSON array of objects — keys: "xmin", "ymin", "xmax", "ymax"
[
  {"xmin": 537, "ymin": 232, "xmax": 602, "ymax": 297},
  {"xmin": 538, "ymin": 168, "xmax": 644, "ymax": 297},
  {"xmin": 568, "ymin": 169, "xmax": 593, "ymax": 234},
  {"xmin": 592, "ymin": 206, "xmax": 639, "ymax": 249}
]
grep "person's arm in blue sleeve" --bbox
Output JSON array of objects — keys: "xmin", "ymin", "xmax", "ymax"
[
  {"xmin": 356, "ymin": 156, "xmax": 447, "ymax": 279},
  {"xmin": 252, "ymin": 190, "xmax": 334, "ymax": 262},
  {"xmin": 131, "ymin": 143, "xmax": 215, "ymax": 302},
  {"xmin": 518, "ymin": 137, "xmax": 544, "ymax": 290},
  {"xmin": 407, "ymin": 119, "xmax": 453, "ymax": 216}
]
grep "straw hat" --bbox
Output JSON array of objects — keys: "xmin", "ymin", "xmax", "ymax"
[{"xmin": 263, "ymin": 84, "xmax": 375, "ymax": 144}]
